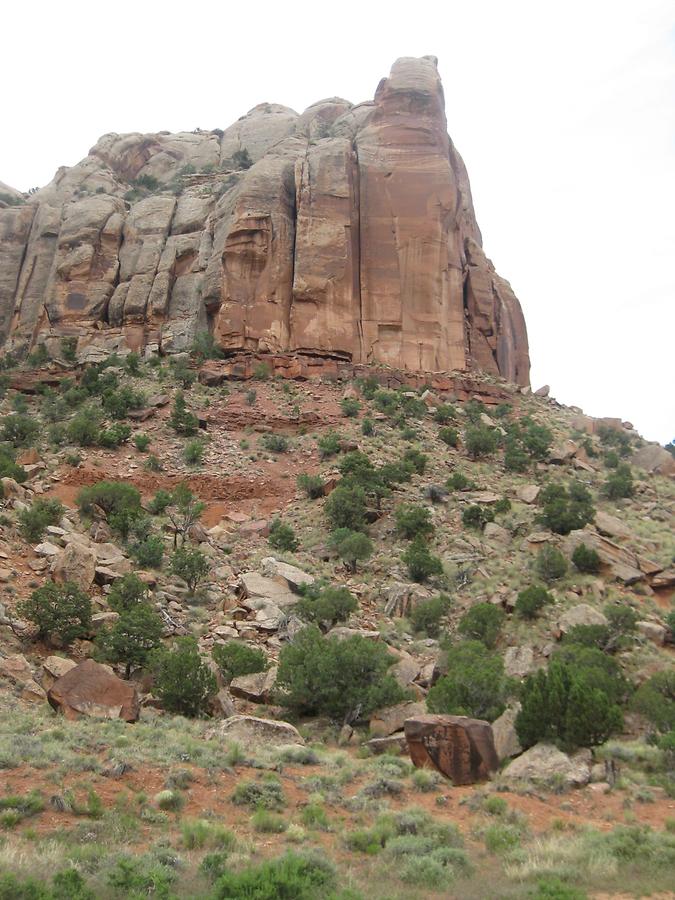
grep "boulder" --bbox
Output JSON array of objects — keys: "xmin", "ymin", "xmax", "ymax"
[
  {"xmin": 651, "ymin": 569, "xmax": 675, "ymax": 590},
  {"xmin": 47, "ymin": 659, "xmax": 140, "ymax": 721},
  {"xmin": 367, "ymin": 732, "xmax": 409, "ymax": 754},
  {"xmin": 41, "ymin": 655, "xmax": 78, "ymax": 690},
  {"xmin": 370, "ymin": 701, "xmax": 425, "ymax": 738},
  {"xmin": 404, "ymin": 714, "xmax": 499, "ymax": 785},
  {"xmin": 51, "ymin": 542, "xmax": 97, "ymax": 592},
  {"xmin": 390, "ymin": 657, "xmax": 422, "ymax": 689},
  {"xmin": 212, "ymin": 689, "xmax": 236, "ymax": 718},
  {"xmin": 503, "ymin": 646, "xmax": 536, "ymax": 679},
  {"xmin": 260, "ymin": 557, "xmax": 314, "ymax": 592},
  {"xmin": 229, "ymin": 667, "xmax": 277, "ymax": 703},
  {"xmin": 0, "ymin": 653, "xmax": 33, "ymax": 686},
  {"xmin": 556, "ymin": 603, "xmax": 608, "ymax": 637},
  {"xmin": 631, "ymin": 444, "xmax": 675, "ymax": 477},
  {"xmin": 517, "ymin": 484, "xmax": 540, "ymax": 504},
  {"xmin": 636, "ymin": 621, "xmax": 666, "ymax": 645},
  {"xmin": 0, "ymin": 477, "xmax": 29, "ymax": 501},
  {"xmin": 21, "ymin": 680, "xmax": 47, "ymax": 703},
  {"xmin": 217, "ymin": 714, "xmax": 304, "ymax": 748},
  {"xmin": 502, "ymin": 743, "xmax": 592, "ymax": 789},
  {"xmin": 238, "ymin": 572, "xmax": 296, "ymax": 607},
  {"xmin": 483, "ymin": 522, "xmax": 511, "ymax": 544},
  {"xmin": 564, "ymin": 530, "xmax": 644, "ymax": 585},
  {"xmin": 594, "ymin": 511, "xmax": 633, "ymax": 540},
  {"xmin": 491, "ymin": 705, "xmax": 522, "ymax": 761}
]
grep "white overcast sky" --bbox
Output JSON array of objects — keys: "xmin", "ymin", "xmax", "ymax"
[{"xmin": 2, "ymin": 0, "xmax": 674, "ymax": 443}]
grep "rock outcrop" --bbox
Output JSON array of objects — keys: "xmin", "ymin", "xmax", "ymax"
[
  {"xmin": 0, "ymin": 58, "xmax": 529, "ymax": 384},
  {"xmin": 404, "ymin": 713, "xmax": 499, "ymax": 784},
  {"xmin": 47, "ymin": 659, "xmax": 140, "ymax": 721}
]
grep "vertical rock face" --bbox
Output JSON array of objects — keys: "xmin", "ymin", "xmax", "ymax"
[{"xmin": 0, "ymin": 57, "xmax": 530, "ymax": 383}]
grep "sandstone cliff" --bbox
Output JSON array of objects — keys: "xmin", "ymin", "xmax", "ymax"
[{"xmin": 0, "ymin": 57, "xmax": 530, "ymax": 384}]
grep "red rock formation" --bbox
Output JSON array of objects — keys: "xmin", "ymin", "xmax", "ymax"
[
  {"xmin": 0, "ymin": 57, "xmax": 530, "ymax": 384},
  {"xmin": 47, "ymin": 659, "xmax": 140, "ymax": 722},
  {"xmin": 404, "ymin": 713, "xmax": 499, "ymax": 784}
]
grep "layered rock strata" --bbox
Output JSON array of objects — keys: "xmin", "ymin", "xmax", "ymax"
[{"xmin": 0, "ymin": 57, "xmax": 529, "ymax": 384}]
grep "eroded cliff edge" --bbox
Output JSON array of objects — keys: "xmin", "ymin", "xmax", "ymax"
[{"xmin": 0, "ymin": 56, "xmax": 530, "ymax": 385}]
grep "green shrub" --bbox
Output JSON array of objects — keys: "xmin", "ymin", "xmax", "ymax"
[
  {"xmin": 604, "ymin": 463, "xmax": 634, "ymax": 500},
  {"xmin": 572, "ymin": 543, "xmax": 601, "ymax": 573},
  {"xmin": 276, "ymin": 625, "xmax": 405, "ymax": 721},
  {"xmin": 293, "ymin": 583, "xmax": 357, "ymax": 630},
  {"xmin": 131, "ymin": 535, "xmax": 164, "ymax": 569},
  {"xmin": 96, "ymin": 603, "xmax": 163, "ymax": 678},
  {"xmin": 145, "ymin": 454, "xmax": 163, "ymax": 472},
  {"xmin": 0, "ymin": 413, "xmax": 39, "ymax": 447},
  {"xmin": 535, "ymin": 545, "xmax": 568, "ymax": 582},
  {"xmin": 67, "ymin": 406, "xmax": 102, "ymax": 446},
  {"xmin": 18, "ymin": 581, "xmax": 92, "ymax": 646},
  {"xmin": 252, "ymin": 808, "xmax": 287, "ymax": 833},
  {"xmin": 183, "ymin": 438, "xmax": 205, "ymax": 465},
  {"xmin": 132, "ymin": 433, "xmax": 150, "ymax": 452},
  {"xmin": 154, "ymin": 788, "xmax": 184, "ymax": 811},
  {"xmin": 328, "ymin": 527, "xmax": 373, "ymax": 572},
  {"xmin": 297, "ymin": 473, "xmax": 324, "ymax": 499},
  {"xmin": 438, "ymin": 426, "xmax": 459, "ymax": 447},
  {"xmin": 212, "ymin": 851, "xmax": 337, "ymax": 900},
  {"xmin": 341, "ymin": 397, "xmax": 360, "ymax": 417},
  {"xmin": 515, "ymin": 586, "xmax": 554, "ymax": 619},
  {"xmin": 107, "ymin": 574, "xmax": 149, "ymax": 612},
  {"xmin": 169, "ymin": 391, "xmax": 199, "ymax": 435},
  {"xmin": 529, "ymin": 877, "xmax": 589, "ymax": 899},
  {"xmin": 402, "ymin": 537, "xmax": 443, "ymax": 583},
  {"xmin": 504, "ymin": 443, "xmax": 530, "ymax": 472},
  {"xmin": 484, "ymin": 822, "xmax": 523, "ymax": 853},
  {"xmin": 232, "ymin": 776, "xmax": 286, "ymax": 811},
  {"xmin": 212, "ymin": 641, "xmax": 267, "ymax": 683},
  {"xmin": 538, "ymin": 481, "xmax": 595, "ymax": 534},
  {"xmin": 169, "ymin": 546, "xmax": 209, "ymax": 594},
  {"xmin": 462, "ymin": 504, "xmax": 495, "ymax": 530},
  {"xmin": 446, "ymin": 471, "xmax": 475, "ymax": 491},
  {"xmin": 395, "ymin": 503, "xmax": 434, "ymax": 539},
  {"xmin": 77, "ymin": 480, "xmax": 141, "ymax": 519},
  {"xmin": 409, "ymin": 594, "xmax": 452, "ymax": 637},
  {"xmin": 464, "ymin": 399, "xmax": 486, "ymax": 423},
  {"xmin": 268, "ymin": 518, "xmax": 299, "ymax": 551},
  {"xmin": 494, "ymin": 497, "xmax": 512, "ymax": 514},
  {"xmin": 325, "ymin": 483, "xmax": 368, "ymax": 532},
  {"xmin": 458, "ymin": 602, "xmax": 504, "ymax": 648},
  {"xmin": 361, "ymin": 417, "xmax": 374, "ymax": 436},
  {"xmin": 181, "ymin": 818, "xmax": 234, "ymax": 850},
  {"xmin": 191, "ymin": 331, "xmax": 223, "ymax": 363},
  {"xmin": 316, "ymin": 431, "xmax": 342, "ymax": 459},
  {"xmin": 150, "ymin": 637, "xmax": 216, "ymax": 717},
  {"xmin": 402, "ymin": 447, "xmax": 427, "ymax": 474},
  {"xmin": 561, "ymin": 623, "xmax": 611, "ymax": 649},
  {"xmin": 516, "ymin": 657, "xmax": 623, "ymax": 750},
  {"xmin": 98, "ymin": 423, "xmax": 131, "ymax": 448},
  {"xmin": 631, "ymin": 671, "xmax": 675, "ymax": 733},
  {"xmin": 18, "ymin": 498, "xmax": 64, "ymax": 542},
  {"xmin": 260, "ymin": 433, "xmax": 289, "ymax": 453},
  {"xmin": 465, "ymin": 425, "xmax": 498, "ymax": 459},
  {"xmin": 148, "ymin": 489, "xmax": 172, "ymax": 514},
  {"xmin": 0, "ymin": 447, "xmax": 27, "ymax": 482},
  {"xmin": 102, "ymin": 386, "xmax": 145, "ymax": 420},
  {"xmin": 434, "ymin": 404, "xmax": 457, "ymax": 424}
]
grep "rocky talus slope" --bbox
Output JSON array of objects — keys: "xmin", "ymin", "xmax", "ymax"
[
  {"xmin": 0, "ymin": 358, "xmax": 672, "ymax": 897},
  {"xmin": 0, "ymin": 57, "xmax": 529, "ymax": 384}
]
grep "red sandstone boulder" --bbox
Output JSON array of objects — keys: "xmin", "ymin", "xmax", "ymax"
[
  {"xmin": 47, "ymin": 659, "xmax": 140, "ymax": 722},
  {"xmin": 404, "ymin": 714, "xmax": 499, "ymax": 785}
]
